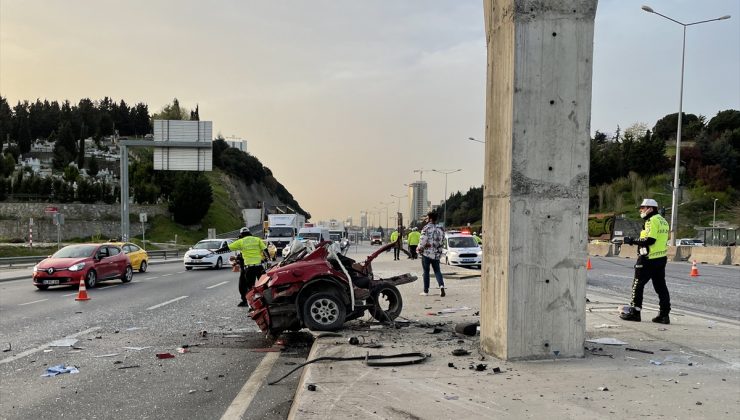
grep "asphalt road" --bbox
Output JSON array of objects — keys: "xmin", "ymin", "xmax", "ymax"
[
  {"xmin": 1, "ymin": 245, "xmax": 737, "ymax": 419},
  {"xmin": 587, "ymin": 256, "xmax": 740, "ymax": 321},
  {"xmin": 0, "ymin": 262, "xmax": 310, "ymax": 420}
]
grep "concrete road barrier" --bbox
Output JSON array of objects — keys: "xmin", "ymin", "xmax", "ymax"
[
  {"xmin": 668, "ymin": 245, "xmax": 692, "ymax": 262},
  {"xmin": 689, "ymin": 247, "xmax": 732, "ymax": 265},
  {"xmin": 587, "ymin": 243, "xmax": 613, "ymax": 257},
  {"xmin": 731, "ymin": 247, "xmax": 738, "ymax": 266}
]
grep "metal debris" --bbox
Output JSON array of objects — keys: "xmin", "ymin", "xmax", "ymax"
[{"xmin": 451, "ymin": 349, "xmax": 470, "ymax": 356}]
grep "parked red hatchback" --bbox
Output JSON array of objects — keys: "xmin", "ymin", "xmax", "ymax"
[{"xmin": 32, "ymin": 243, "xmax": 133, "ymax": 290}]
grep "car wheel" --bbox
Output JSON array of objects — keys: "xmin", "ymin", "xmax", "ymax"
[
  {"xmin": 214, "ymin": 257, "xmax": 222, "ymax": 270},
  {"xmin": 121, "ymin": 266, "xmax": 133, "ymax": 283},
  {"xmin": 185, "ymin": 266, "xmax": 193, "ymax": 271},
  {"xmin": 139, "ymin": 260, "xmax": 148, "ymax": 273},
  {"xmin": 35, "ymin": 285, "xmax": 49, "ymax": 291},
  {"xmin": 369, "ymin": 284, "xmax": 403, "ymax": 322},
  {"xmin": 302, "ymin": 292, "xmax": 346, "ymax": 331},
  {"xmin": 85, "ymin": 270, "xmax": 97, "ymax": 288}
]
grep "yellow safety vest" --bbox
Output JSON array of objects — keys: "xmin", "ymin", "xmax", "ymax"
[
  {"xmin": 390, "ymin": 231, "xmax": 399, "ymax": 242},
  {"xmin": 407, "ymin": 231, "xmax": 421, "ymax": 245},
  {"xmin": 640, "ymin": 214, "xmax": 669, "ymax": 259},
  {"xmin": 228, "ymin": 236, "xmax": 267, "ymax": 265}
]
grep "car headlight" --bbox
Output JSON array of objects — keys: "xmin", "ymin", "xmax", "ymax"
[
  {"xmin": 448, "ymin": 251, "xmax": 458, "ymax": 257},
  {"xmin": 477, "ymin": 250, "xmax": 483, "ymax": 256},
  {"xmin": 68, "ymin": 262, "xmax": 86, "ymax": 272},
  {"xmin": 205, "ymin": 252, "xmax": 215, "ymax": 257},
  {"xmin": 33, "ymin": 264, "xmax": 39, "ymax": 271}
]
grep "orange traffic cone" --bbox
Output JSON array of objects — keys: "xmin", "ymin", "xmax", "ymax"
[
  {"xmin": 690, "ymin": 260, "xmax": 699, "ymax": 277},
  {"xmin": 75, "ymin": 277, "xmax": 90, "ymax": 301},
  {"xmin": 586, "ymin": 258, "xmax": 593, "ymax": 270}
]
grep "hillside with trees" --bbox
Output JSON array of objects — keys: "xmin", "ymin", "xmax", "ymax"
[{"xmin": 0, "ymin": 96, "xmax": 310, "ymax": 229}]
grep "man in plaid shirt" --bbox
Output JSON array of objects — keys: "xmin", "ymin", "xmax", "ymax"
[{"xmin": 418, "ymin": 211, "xmax": 446, "ymax": 297}]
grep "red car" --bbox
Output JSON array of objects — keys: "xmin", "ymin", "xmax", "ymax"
[{"xmin": 32, "ymin": 243, "xmax": 133, "ymax": 290}]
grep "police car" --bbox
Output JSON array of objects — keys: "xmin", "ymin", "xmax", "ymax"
[
  {"xmin": 183, "ymin": 238, "xmax": 236, "ymax": 270},
  {"xmin": 442, "ymin": 233, "xmax": 482, "ymax": 268}
]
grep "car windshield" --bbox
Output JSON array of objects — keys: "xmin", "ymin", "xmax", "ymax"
[
  {"xmin": 448, "ymin": 237, "xmax": 478, "ymax": 248},
  {"xmin": 329, "ymin": 233, "xmax": 341, "ymax": 241},
  {"xmin": 52, "ymin": 245, "xmax": 97, "ymax": 258},
  {"xmin": 299, "ymin": 233, "xmax": 322, "ymax": 241},
  {"xmin": 268, "ymin": 227, "xmax": 294, "ymax": 238},
  {"xmin": 193, "ymin": 240, "xmax": 222, "ymax": 250}
]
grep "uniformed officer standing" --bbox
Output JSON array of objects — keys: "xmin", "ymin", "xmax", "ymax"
[
  {"xmin": 221, "ymin": 227, "xmax": 269, "ymax": 307},
  {"xmin": 390, "ymin": 229, "xmax": 400, "ymax": 260},
  {"xmin": 620, "ymin": 198, "xmax": 671, "ymax": 324},
  {"xmin": 407, "ymin": 227, "xmax": 421, "ymax": 259}
]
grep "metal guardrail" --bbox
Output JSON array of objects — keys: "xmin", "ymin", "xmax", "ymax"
[{"xmin": 0, "ymin": 249, "xmax": 182, "ymax": 267}]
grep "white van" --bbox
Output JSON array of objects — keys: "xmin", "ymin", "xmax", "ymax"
[{"xmin": 297, "ymin": 226, "xmax": 331, "ymax": 243}]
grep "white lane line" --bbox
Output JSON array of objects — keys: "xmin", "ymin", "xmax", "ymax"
[
  {"xmin": 146, "ymin": 296, "xmax": 188, "ymax": 310},
  {"xmin": 207, "ymin": 281, "xmax": 229, "ymax": 289},
  {"xmin": 220, "ymin": 352, "xmax": 280, "ymax": 420},
  {"xmin": 145, "ymin": 277, "xmax": 157, "ymax": 280},
  {"xmin": 0, "ymin": 327, "xmax": 101, "ymax": 365},
  {"xmin": 176, "ymin": 271, "xmax": 186, "ymax": 274},
  {"xmin": 18, "ymin": 299, "xmax": 48, "ymax": 306},
  {"xmin": 62, "ymin": 292, "xmax": 77, "ymax": 297},
  {"xmin": 604, "ymin": 274, "xmax": 633, "ymax": 280},
  {"xmin": 162, "ymin": 273, "xmax": 174, "ymax": 277}
]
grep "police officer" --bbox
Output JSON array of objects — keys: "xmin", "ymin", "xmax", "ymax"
[
  {"xmin": 221, "ymin": 227, "xmax": 269, "ymax": 307},
  {"xmin": 620, "ymin": 198, "xmax": 671, "ymax": 324},
  {"xmin": 407, "ymin": 227, "xmax": 421, "ymax": 259},
  {"xmin": 472, "ymin": 231, "xmax": 482, "ymax": 245},
  {"xmin": 390, "ymin": 229, "xmax": 400, "ymax": 260}
]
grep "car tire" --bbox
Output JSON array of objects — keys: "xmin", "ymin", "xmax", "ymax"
[
  {"xmin": 85, "ymin": 270, "xmax": 97, "ymax": 288},
  {"xmin": 302, "ymin": 292, "xmax": 346, "ymax": 331},
  {"xmin": 139, "ymin": 260, "xmax": 148, "ymax": 273},
  {"xmin": 369, "ymin": 284, "xmax": 403, "ymax": 322},
  {"xmin": 35, "ymin": 285, "xmax": 49, "ymax": 291},
  {"xmin": 185, "ymin": 266, "xmax": 193, "ymax": 271},
  {"xmin": 214, "ymin": 257, "xmax": 222, "ymax": 270},
  {"xmin": 121, "ymin": 266, "xmax": 133, "ymax": 283}
]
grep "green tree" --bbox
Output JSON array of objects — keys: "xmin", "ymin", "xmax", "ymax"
[
  {"xmin": 12, "ymin": 101, "xmax": 32, "ymax": 153},
  {"xmin": 63, "ymin": 165, "xmax": 80, "ymax": 183},
  {"xmin": 0, "ymin": 97, "xmax": 14, "ymax": 145},
  {"xmin": 86, "ymin": 156, "xmax": 99, "ymax": 177},
  {"xmin": 652, "ymin": 112, "xmax": 703, "ymax": 141},
  {"xmin": 706, "ymin": 109, "xmax": 740, "ymax": 136},
  {"xmin": 152, "ymin": 98, "xmax": 189, "ymax": 121},
  {"xmin": 168, "ymin": 172, "xmax": 213, "ymax": 225}
]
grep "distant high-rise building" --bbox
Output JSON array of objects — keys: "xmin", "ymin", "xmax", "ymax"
[
  {"xmin": 408, "ymin": 181, "xmax": 429, "ymax": 223},
  {"xmin": 360, "ymin": 212, "xmax": 368, "ymax": 230}
]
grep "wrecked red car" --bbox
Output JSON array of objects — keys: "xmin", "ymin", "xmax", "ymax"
[{"xmin": 246, "ymin": 241, "xmax": 416, "ymax": 338}]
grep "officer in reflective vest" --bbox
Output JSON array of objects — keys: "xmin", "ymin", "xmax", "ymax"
[
  {"xmin": 220, "ymin": 227, "xmax": 268, "ymax": 307},
  {"xmin": 390, "ymin": 229, "xmax": 400, "ymax": 260},
  {"xmin": 407, "ymin": 228, "xmax": 421, "ymax": 260},
  {"xmin": 620, "ymin": 198, "xmax": 671, "ymax": 324}
]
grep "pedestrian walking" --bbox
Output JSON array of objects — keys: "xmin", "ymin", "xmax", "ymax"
[
  {"xmin": 418, "ymin": 211, "xmax": 446, "ymax": 297},
  {"xmin": 218, "ymin": 227, "xmax": 269, "ymax": 307},
  {"xmin": 619, "ymin": 198, "xmax": 671, "ymax": 324},
  {"xmin": 407, "ymin": 227, "xmax": 421, "ymax": 259}
]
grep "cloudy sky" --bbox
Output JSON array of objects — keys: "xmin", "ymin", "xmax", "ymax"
[{"xmin": 2, "ymin": 0, "xmax": 738, "ymax": 224}]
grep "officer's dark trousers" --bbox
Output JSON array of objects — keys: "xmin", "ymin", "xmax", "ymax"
[
  {"xmin": 409, "ymin": 245, "xmax": 417, "ymax": 259},
  {"xmin": 630, "ymin": 256, "xmax": 670, "ymax": 314},
  {"xmin": 393, "ymin": 246, "xmax": 400, "ymax": 260},
  {"xmin": 239, "ymin": 265, "xmax": 264, "ymax": 302}
]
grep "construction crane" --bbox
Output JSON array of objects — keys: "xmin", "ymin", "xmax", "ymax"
[{"xmin": 412, "ymin": 169, "xmax": 428, "ymax": 181}]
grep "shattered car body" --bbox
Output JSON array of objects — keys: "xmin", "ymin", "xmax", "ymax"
[{"xmin": 246, "ymin": 241, "xmax": 416, "ymax": 338}]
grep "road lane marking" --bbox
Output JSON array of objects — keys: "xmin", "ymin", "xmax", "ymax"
[
  {"xmin": 62, "ymin": 292, "xmax": 77, "ymax": 297},
  {"xmin": 220, "ymin": 352, "xmax": 280, "ymax": 420},
  {"xmin": 147, "ymin": 296, "xmax": 188, "ymax": 310},
  {"xmin": 0, "ymin": 327, "xmax": 101, "ymax": 365},
  {"xmin": 162, "ymin": 273, "xmax": 174, "ymax": 277},
  {"xmin": 18, "ymin": 299, "xmax": 48, "ymax": 306},
  {"xmin": 145, "ymin": 277, "xmax": 157, "ymax": 280},
  {"xmin": 207, "ymin": 281, "xmax": 229, "ymax": 289},
  {"xmin": 604, "ymin": 274, "xmax": 633, "ymax": 280},
  {"xmin": 176, "ymin": 271, "xmax": 186, "ymax": 274}
]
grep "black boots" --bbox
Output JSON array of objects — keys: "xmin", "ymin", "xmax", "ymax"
[
  {"xmin": 619, "ymin": 307, "xmax": 641, "ymax": 322},
  {"xmin": 652, "ymin": 313, "xmax": 670, "ymax": 324}
]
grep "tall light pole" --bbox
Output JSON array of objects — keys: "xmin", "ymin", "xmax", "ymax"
[
  {"xmin": 641, "ymin": 5, "xmax": 731, "ymax": 245},
  {"xmin": 432, "ymin": 169, "xmax": 462, "ymax": 227},
  {"xmin": 390, "ymin": 193, "xmax": 407, "ymax": 222},
  {"xmin": 379, "ymin": 201, "xmax": 393, "ymax": 233},
  {"xmin": 712, "ymin": 198, "xmax": 719, "ymax": 228}
]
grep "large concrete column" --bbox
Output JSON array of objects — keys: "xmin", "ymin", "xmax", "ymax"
[{"xmin": 481, "ymin": 0, "xmax": 597, "ymax": 360}]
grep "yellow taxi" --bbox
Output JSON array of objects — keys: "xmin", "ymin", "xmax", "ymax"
[{"xmin": 112, "ymin": 242, "xmax": 149, "ymax": 272}]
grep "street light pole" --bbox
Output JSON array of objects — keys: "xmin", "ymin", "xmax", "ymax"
[
  {"xmin": 432, "ymin": 169, "xmax": 462, "ymax": 227},
  {"xmin": 641, "ymin": 5, "xmax": 731, "ymax": 245},
  {"xmin": 379, "ymin": 201, "xmax": 393, "ymax": 232},
  {"xmin": 712, "ymin": 198, "xmax": 718, "ymax": 228},
  {"xmin": 391, "ymin": 194, "xmax": 407, "ymax": 224}
]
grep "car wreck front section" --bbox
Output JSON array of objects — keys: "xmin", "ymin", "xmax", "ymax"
[{"xmin": 247, "ymin": 245, "xmax": 351, "ymax": 337}]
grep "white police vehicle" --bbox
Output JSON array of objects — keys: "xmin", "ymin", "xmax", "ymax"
[
  {"xmin": 442, "ymin": 233, "xmax": 482, "ymax": 268},
  {"xmin": 183, "ymin": 238, "xmax": 236, "ymax": 270}
]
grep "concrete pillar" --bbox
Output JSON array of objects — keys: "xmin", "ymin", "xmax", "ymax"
[{"xmin": 481, "ymin": 0, "xmax": 597, "ymax": 360}]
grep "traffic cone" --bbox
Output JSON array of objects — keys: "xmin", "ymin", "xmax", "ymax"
[
  {"xmin": 587, "ymin": 258, "xmax": 593, "ymax": 270},
  {"xmin": 690, "ymin": 260, "xmax": 699, "ymax": 277},
  {"xmin": 75, "ymin": 277, "xmax": 90, "ymax": 301}
]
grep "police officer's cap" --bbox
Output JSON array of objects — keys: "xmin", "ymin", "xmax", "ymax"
[
  {"xmin": 239, "ymin": 227, "xmax": 251, "ymax": 235},
  {"xmin": 640, "ymin": 198, "xmax": 659, "ymax": 208}
]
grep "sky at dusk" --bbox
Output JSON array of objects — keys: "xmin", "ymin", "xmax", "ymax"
[{"xmin": 2, "ymin": 0, "xmax": 738, "ymax": 223}]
